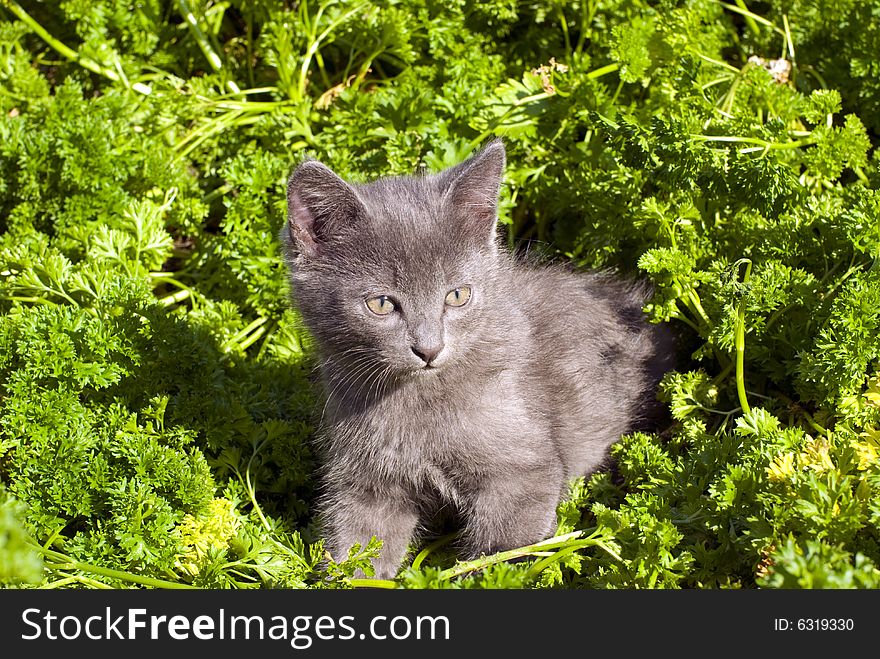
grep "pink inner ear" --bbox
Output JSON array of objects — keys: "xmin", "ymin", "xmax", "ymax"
[
  {"xmin": 288, "ymin": 191, "xmax": 319, "ymax": 255},
  {"xmin": 439, "ymin": 143, "xmax": 505, "ymax": 245},
  {"xmin": 447, "ymin": 183, "xmax": 500, "ymax": 245}
]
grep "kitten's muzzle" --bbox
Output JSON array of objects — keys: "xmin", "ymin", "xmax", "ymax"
[{"xmin": 411, "ymin": 343, "xmax": 444, "ymax": 367}]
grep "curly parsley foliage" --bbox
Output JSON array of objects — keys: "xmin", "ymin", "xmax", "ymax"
[
  {"xmin": 0, "ymin": 485, "xmax": 42, "ymax": 585},
  {"xmin": 0, "ymin": 0, "xmax": 878, "ymax": 588}
]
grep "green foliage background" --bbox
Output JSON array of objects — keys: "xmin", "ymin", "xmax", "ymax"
[{"xmin": 1, "ymin": 0, "xmax": 879, "ymax": 589}]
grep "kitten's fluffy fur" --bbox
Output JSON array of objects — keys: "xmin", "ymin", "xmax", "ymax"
[{"xmin": 282, "ymin": 140, "xmax": 673, "ymax": 578}]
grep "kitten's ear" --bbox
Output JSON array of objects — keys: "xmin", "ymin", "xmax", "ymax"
[
  {"xmin": 439, "ymin": 139, "xmax": 506, "ymax": 245},
  {"xmin": 286, "ymin": 160, "xmax": 364, "ymax": 258}
]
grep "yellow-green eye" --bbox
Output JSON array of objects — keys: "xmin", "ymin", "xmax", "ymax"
[
  {"xmin": 445, "ymin": 286, "xmax": 472, "ymax": 307},
  {"xmin": 366, "ymin": 295, "xmax": 396, "ymax": 315}
]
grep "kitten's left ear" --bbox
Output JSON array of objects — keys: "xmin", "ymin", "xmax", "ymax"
[
  {"xmin": 285, "ymin": 159, "xmax": 364, "ymax": 259},
  {"xmin": 439, "ymin": 139, "xmax": 506, "ymax": 245}
]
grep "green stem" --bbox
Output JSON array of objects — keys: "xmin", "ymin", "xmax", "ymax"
[
  {"xmin": 237, "ymin": 450, "xmax": 313, "ymax": 574},
  {"xmin": 557, "ymin": 6, "xmax": 571, "ymax": 55},
  {"xmin": 702, "ymin": 77, "xmax": 734, "ymax": 92},
  {"xmin": 350, "ymin": 49, "xmax": 383, "ymax": 90},
  {"xmin": 1, "ymin": 295, "xmax": 51, "ymax": 305},
  {"xmin": 226, "ymin": 316, "xmax": 269, "ymax": 350},
  {"xmin": 2, "ymin": 0, "xmax": 151, "ymax": 94},
  {"xmin": 245, "ymin": 3, "xmax": 255, "ymax": 87},
  {"xmin": 42, "ymin": 576, "xmax": 81, "ymax": 589},
  {"xmin": 438, "ymin": 531, "xmax": 584, "ymax": 580},
  {"xmin": 782, "ymin": 13, "xmax": 796, "ymax": 62},
  {"xmin": 732, "ymin": 0, "xmax": 760, "ymax": 36},
  {"xmin": 692, "ymin": 134, "xmax": 816, "ymax": 152},
  {"xmin": 717, "ymin": 1, "xmax": 784, "ymax": 36},
  {"xmin": 196, "ymin": 97, "xmax": 293, "ymax": 111},
  {"xmin": 800, "ymin": 66, "xmax": 828, "ymax": 90},
  {"xmin": 670, "ymin": 308, "xmax": 701, "ymax": 333},
  {"xmin": 609, "ymin": 77, "xmax": 624, "ymax": 106},
  {"xmin": 853, "ymin": 165, "xmax": 869, "ymax": 184},
  {"xmin": 245, "ymin": 439, "xmax": 274, "ymax": 534},
  {"xmin": 34, "ymin": 545, "xmax": 195, "ymax": 589},
  {"xmin": 314, "ymin": 50, "xmax": 332, "ymax": 89},
  {"xmin": 37, "ymin": 283, "xmax": 80, "ymax": 308},
  {"xmin": 349, "ymin": 578, "xmax": 398, "ymax": 589},
  {"xmin": 176, "ymin": 113, "xmax": 263, "ymax": 160},
  {"xmin": 203, "ymin": 183, "xmax": 235, "ymax": 204},
  {"xmin": 721, "ymin": 76, "xmax": 742, "ymax": 116},
  {"xmin": 734, "ymin": 259, "xmax": 752, "ymax": 415},
  {"xmin": 149, "ymin": 272, "xmax": 192, "ymax": 288},
  {"xmin": 686, "ymin": 287, "xmax": 712, "ymax": 328},
  {"xmin": 802, "ymin": 414, "xmax": 829, "ymax": 437},
  {"xmin": 254, "ymin": 324, "xmax": 277, "ymax": 362},
  {"xmin": 51, "ymin": 571, "xmax": 114, "ymax": 589},
  {"xmin": 770, "ymin": 390, "xmax": 830, "ymax": 437},
  {"xmin": 585, "ymin": 62, "xmax": 619, "ymax": 79},
  {"xmin": 176, "ymin": 0, "xmax": 226, "ymax": 76},
  {"xmin": 697, "ymin": 52, "xmax": 741, "ymax": 74},
  {"xmin": 238, "ymin": 324, "xmax": 267, "ymax": 351},
  {"xmin": 159, "ymin": 288, "xmax": 191, "ymax": 307},
  {"xmin": 574, "ymin": 0, "xmax": 597, "ymax": 56},
  {"xmin": 298, "ymin": 2, "xmax": 367, "ymax": 101},
  {"xmin": 411, "ymin": 533, "xmax": 457, "ymax": 571},
  {"xmin": 713, "ymin": 361, "xmax": 735, "ymax": 387},
  {"xmin": 526, "ymin": 539, "xmax": 612, "ymax": 579}
]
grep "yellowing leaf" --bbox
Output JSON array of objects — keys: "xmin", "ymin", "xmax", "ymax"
[
  {"xmin": 175, "ymin": 498, "xmax": 241, "ymax": 577},
  {"xmin": 766, "ymin": 452, "xmax": 796, "ymax": 481},
  {"xmin": 864, "ymin": 374, "xmax": 880, "ymax": 408}
]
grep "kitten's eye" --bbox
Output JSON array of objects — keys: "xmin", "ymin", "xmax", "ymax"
[
  {"xmin": 445, "ymin": 286, "xmax": 472, "ymax": 307},
  {"xmin": 365, "ymin": 295, "xmax": 396, "ymax": 315}
]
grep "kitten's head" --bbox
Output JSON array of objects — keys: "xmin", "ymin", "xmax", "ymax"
[{"xmin": 282, "ymin": 140, "xmax": 507, "ymax": 379}]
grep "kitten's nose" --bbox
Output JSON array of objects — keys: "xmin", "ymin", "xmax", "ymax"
[{"xmin": 411, "ymin": 344, "xmax": 443, "ymax": 366}]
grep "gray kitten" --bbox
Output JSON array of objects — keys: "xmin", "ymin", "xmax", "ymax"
[{"xmin": 282, "ymin": 140, "xmax": 673, "ymax": 579}]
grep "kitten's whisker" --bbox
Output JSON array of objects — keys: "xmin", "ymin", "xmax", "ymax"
[
  {"xmin": 365, "ymin": 363, "xmax": 393, "ymax": 405},
  {"xmin": 319, "ymin": 353, "xmax": 392, "ymax": 423},
  {"xmin": 318, "ymin": 347, "xmax": 374, "ymax": 373},
  {"xmin": 321, "ymin": 363, "xmax": 373, "ymax": 414},
  {"xmin": 360, "ymin": 368, "xmax": 382, "ymax": 407},
  {"xmin": 375, "ymin": 365, "xmax": 393, "ymax": 402},
  {"xmin": 319, "ymin": 356, "xmax": 379, "ymax": 423},
  {"xmin": 351, "ymin": 358, "xmax": 394, "ymax": 408}
]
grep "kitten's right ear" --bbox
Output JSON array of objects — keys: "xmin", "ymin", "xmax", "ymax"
[
  {"xmin": 286, "ymin": 160, "xmax": 364, "ymax": 258},
  {"xmin": 438, "ymin": 139, "xmax": 506, "ymax": 248}
]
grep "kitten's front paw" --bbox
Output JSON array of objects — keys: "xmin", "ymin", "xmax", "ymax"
[
  {"xmin": 327, "ymin": 545, "xmax": 402, "ymax": 582},
  {"xmin": 361, "ymin": 557, "xmax": 402, "ymax": 582}
]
